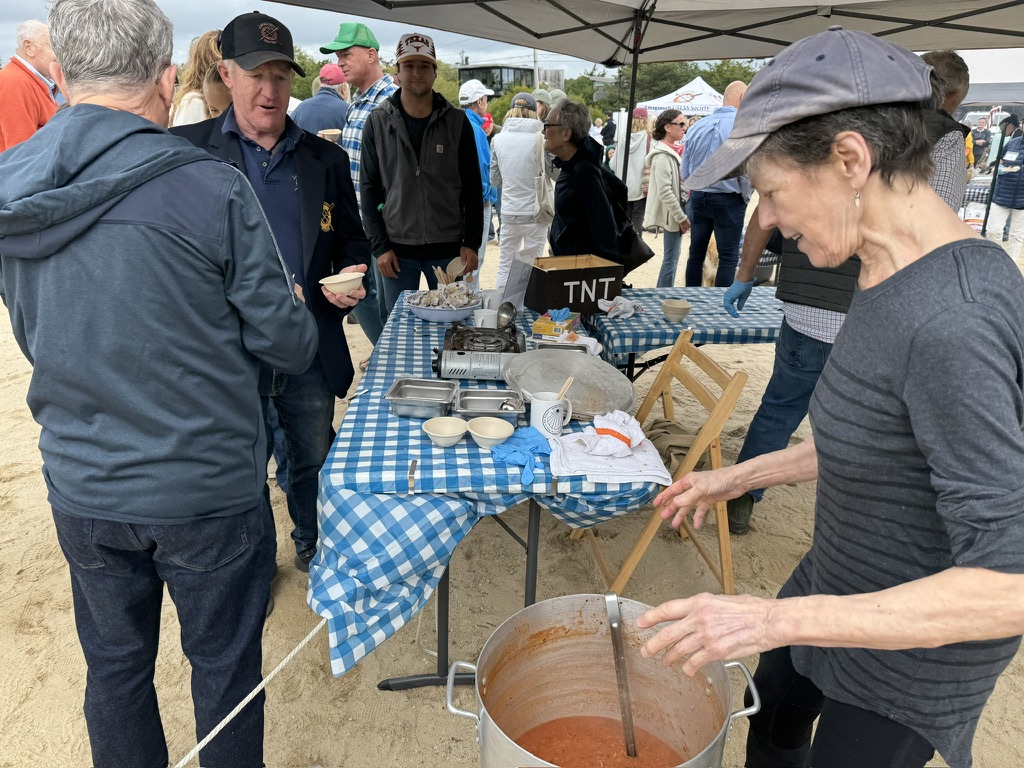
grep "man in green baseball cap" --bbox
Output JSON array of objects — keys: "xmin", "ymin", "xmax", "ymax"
[
  {"xmin": 320, "ymin": 21, "xmax": 379, "ymax": 53},
  {"xmin": 321, "ymin": 20, "xmax": 396, "ymax": 361}
]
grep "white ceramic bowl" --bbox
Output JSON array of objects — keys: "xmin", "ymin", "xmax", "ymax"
[
  {"xmin": 422, "ymin": 417, "xmax": 468, "ymax": 448},
  {"xmin": 407, "ymin": 301, "xmax": 482, "ymax": 323},
  {"xmin": 661, "ymin": 298, "xmax": 692, "ymax": 323},
  {"xmin": 467, "ymin": 417, "xmax": 515, "ymax": 449},
  {"xmin": 319, "ymin": 272, "xmax": 364, "ymax": 294}
]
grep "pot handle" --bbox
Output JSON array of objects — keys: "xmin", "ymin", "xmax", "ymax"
[
  {"xmin": 446, "ymin": 661, "xmax": 479, "ymax": 724},
  {"xmin": 724, "ymin": 660, "xmax": 761, "ymax": 722}
]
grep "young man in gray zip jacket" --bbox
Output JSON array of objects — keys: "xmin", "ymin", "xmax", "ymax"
[
  {"xmin": 0, "ymin": 1, "xmax": 317, "ymax": 765},
  {"xmin": 359, "ymin": 32, "xmax": 483, "ymax": 316}
]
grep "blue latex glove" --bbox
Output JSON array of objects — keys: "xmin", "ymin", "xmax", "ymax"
[
  {"xmin": 723, "ymin": 279, "xmax": 754, "ymax": 318},
  {"xmin": 548, "ymin": 308, "xmax": 571, "ymax": 323},
  {"xmin": 491, "ymin": 427, "xmax": 552, "ymax": 484}
]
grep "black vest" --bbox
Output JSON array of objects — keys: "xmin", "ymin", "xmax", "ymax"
[{"xmin": 768, "ymin": 230, "xmax": 860, "ymax": 314}]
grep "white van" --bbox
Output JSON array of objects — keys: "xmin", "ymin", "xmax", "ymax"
[{"xmin": 965, "ymin": 110, "xmax": 1010, "ymax": 128}]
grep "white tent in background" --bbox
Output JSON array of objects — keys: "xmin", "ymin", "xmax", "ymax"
[{"xmin": 637, "ymin": 76, "xmax": 723, "ymax": 116}]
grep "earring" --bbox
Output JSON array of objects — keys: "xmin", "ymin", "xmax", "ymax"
[{"xmin": 854, "ymin": 191, "xmax": 861, "ymax": 207}]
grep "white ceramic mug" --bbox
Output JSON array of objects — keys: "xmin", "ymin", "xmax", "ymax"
[
  {"xmin": 480, "ymin": 289, "xmax": 503, "ymax": 310},
  {"xmin": 474, "ymin": 308, "xmax": 498, "ymax": 328},
  {"xmin": 530, "ymin": 391, "xmax": 573, "ymax": 437}
]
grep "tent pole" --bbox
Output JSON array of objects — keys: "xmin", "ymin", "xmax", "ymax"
[
  {"xmin": 619, "ymin": 9, "xmax": 643, "ymax": 184},
  {"xmin": 981, "ymin": 127, "xmax": 1006, "ymax": 237}
]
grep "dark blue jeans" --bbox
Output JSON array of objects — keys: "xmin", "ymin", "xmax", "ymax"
[
  {"xmin": 262, "ymin": 358, "xmax": 335, "ymax": 558},
  {"xmin": 350, "ymin": 257, "xmax": 384, "ymax": 345},
  {"xmin": 52, "ymin": 503, "xmax": 274, "ymax": 768},
  {"xmin": 380, "ymin": 256, "xmax": 452, "ymax": 317},
  {"xmin": 746, "ymin": 646, "xmax": 934, "ymax": 767},
  {"xmin": 736, "ymin": 320, "xmax": 833, "ymax": 501},
  {"xmin": 265, "ymin": 399, "xmax": 289, "ymax": 495},
  {"xmin": 685, "ymin": 190, "xmax": 746, "ymax": 286}
]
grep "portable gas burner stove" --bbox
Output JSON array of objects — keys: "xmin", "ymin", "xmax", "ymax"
[{"xmin": 432, "ymin": 322, "xmax": 527, "ymax": 380}]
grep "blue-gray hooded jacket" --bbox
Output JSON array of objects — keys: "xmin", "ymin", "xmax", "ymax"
[{"xmin": 0, "ymin": 105, "xmax": 318, "ymax": 524}]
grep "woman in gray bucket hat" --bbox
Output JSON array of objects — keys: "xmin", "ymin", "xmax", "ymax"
[{"xmin": 637, "ymin": 27, "xmax": 1024, "ymax": 768}]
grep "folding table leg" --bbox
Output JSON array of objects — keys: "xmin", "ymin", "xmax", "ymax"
[
  {"xmin": 525, "ymin": 499, "xmax": 541, "ymax": 606},
  {"xmin": 377, "ymin": 568, "xmax": 475, "ymax": 690},
  {"xmin": 379, "ymin": 501, "xmax": 542, "ymax": 691}
]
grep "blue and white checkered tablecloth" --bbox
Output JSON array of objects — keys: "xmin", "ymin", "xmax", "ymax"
[
  {"xmin": 964, "ymin": 183, "xmax": 991, "ymax": 205},
  {"xmin": 587, "ymin": 287, "xmax": 784, "ymax": 367},
  {"xmin": 308, "ymin": 293, "xmax": 659, "ymax": 676}
]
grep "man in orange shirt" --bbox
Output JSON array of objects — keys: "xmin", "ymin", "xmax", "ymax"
[{"xmin": 0, "ymin": 20, "xmax": 58, "ymax": 152}]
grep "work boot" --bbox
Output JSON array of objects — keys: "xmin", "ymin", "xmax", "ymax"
[
  {"xmin": 295, "ymin": 549, "xmax": 315, "ymax": 571},
  {"xmin": 727, "ymin": 493, "xmax": 755, "ymax": 534}
]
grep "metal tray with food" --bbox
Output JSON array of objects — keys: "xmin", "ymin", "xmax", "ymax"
[
  {"xmin": 453, "ymin": 389, "xmax": 525, "ymax": 425},
  {"xmin": 384, "ymin": 378, "xmax": 459, "ymax": 418}
]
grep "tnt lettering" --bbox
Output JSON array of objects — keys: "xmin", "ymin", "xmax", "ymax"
[{"xmin": 564, "ymin": 277, "xmax": 617, "ymax": 303}]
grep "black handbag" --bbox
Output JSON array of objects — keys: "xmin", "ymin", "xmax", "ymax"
[
  {"xmin": 601, "ymin": 167, "xmax": 656, "ymax": 276},
  {"xmin": 617, "ymin": 220, "xmax": 656, "ymax": 275}
]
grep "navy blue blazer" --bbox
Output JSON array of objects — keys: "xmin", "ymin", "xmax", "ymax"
[{"xmin": 172, "ymin": 113, "xmax": 371, "ymax": 398}]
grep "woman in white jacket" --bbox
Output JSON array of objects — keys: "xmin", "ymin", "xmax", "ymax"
[
  {"xmin": 169, "ymin": 30, "xmax": 221, "ymax": 127},
  {"xmin": 490, "ymin": 93, "xmax": 550, "ymax": 292},
  {"xmin": 643, "ymin": 109, "xmax": 691, "ymax": 287},
  {"xmin": 610, "ymin": 107, "xmax": 652, "ymax": 232}
]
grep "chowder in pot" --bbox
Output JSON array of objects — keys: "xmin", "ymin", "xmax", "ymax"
[{"xmin": 447, "ymin": 594, "xmax": 759, "ymax": 768}]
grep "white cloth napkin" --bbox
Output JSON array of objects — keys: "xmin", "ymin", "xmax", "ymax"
[
  {"xmin": 548, "ymin": 412, "xmax": 672, "ymax": 485},
  {"xmin": 598, "ymin": 296, "xmax": 645, "ymax": 319}
]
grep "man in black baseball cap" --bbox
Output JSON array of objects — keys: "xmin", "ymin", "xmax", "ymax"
[
  {"xmin": 173, "ymin": 11, "xmax": 371, "ymax": 579},
  {"xmin": 219, "ymin": 11, "xmax": 305, "ymax": 76}
]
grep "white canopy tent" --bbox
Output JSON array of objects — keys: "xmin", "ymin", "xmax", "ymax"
[
  {"xmin": 273, "ymin": 0, "xmax": 1024, "ymax": 178},
  {"xmin": 274, "ymin": 0, "xmax": 1024, "ymax": 68},
  {"xmin": 637, "ymin": 76, "xmax": 723, "ymax": 115}
]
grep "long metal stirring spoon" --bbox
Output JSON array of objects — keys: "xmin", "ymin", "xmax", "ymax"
[{"xmin": 605, "ymin": 592, "xmax": 638, "ymax": 759}]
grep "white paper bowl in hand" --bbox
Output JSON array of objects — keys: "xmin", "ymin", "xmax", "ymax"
[
  {"xmin": 467, "ymin": 417, "xmax": 515, "ymax": 449},
  {"xmin": 423, "ymin": 417, "xmax": 468, "ymax": 448},
  {"xmin": 319, "ymin": 272, "xmax": 364, "ymax": 294}
]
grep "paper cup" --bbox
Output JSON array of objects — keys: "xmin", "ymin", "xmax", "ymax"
[{"xmin": 318, "ymin": 129, "xmax": 341, "ymax": 143}]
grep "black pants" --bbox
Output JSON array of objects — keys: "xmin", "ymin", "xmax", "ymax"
[{"xmin": 746, "ymin": 647, "xmax": 936, "ymax": 768}]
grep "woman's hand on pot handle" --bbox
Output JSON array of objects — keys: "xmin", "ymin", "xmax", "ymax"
[
  {"xmin": 654, "ymin": 468, "xmax": 745, "ymax": 529},
  {"xmin": 636, "ymin": 593, "xmax": 778, "ymax": 676}
]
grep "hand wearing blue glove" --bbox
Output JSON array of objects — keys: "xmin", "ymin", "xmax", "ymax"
[{"xmin": 723, "ymin": 279, "xmax": 754, "ymax": 318}]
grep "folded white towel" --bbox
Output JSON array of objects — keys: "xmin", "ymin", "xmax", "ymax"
[{"xmin": 549, "ymin": 434, "xmax": 672, "ymax": 486}]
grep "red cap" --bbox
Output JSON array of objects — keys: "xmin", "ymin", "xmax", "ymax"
[{"xmin": 319, "ymin": 63, "xmax": 346, "ymax": 85}]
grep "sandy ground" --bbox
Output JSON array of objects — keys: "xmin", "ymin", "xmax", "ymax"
[{"xmin": 1, "ymin": 232, "xmax": 1021, "ymax": 768}]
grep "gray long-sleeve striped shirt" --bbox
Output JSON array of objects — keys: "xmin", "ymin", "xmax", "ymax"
[{"xmin": 784, "ymin": 238, "xmax": 1024, "ymax": 767}]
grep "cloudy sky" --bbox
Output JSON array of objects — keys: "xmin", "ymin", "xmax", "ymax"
[
  {"xmin": 1, "ymin": 0, "xmax": 598, "ymax": 77},
  {"xmin": 4, "ymin": 1, "xmax": 1024, "ymax": 85}
]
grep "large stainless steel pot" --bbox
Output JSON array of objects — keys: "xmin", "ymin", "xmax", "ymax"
[{"xmin": 447, "ymin": 594, "xmax": 759, "ymax": 768}]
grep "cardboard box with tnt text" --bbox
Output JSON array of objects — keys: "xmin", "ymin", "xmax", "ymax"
[{"xmin": 524, "ymin": 255, "xmax": 623, "ymax": 316}]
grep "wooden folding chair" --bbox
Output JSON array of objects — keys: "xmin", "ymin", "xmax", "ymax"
[{"xmin": 578, "ymin": 330, "xmax": 748, "ymax": 594}]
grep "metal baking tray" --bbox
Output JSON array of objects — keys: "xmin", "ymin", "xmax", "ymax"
[
  {"xmin": 504, "ymin": 349, "xmax": 635, "ymax": 420},
  {"xmin": 453, "ymin": 389, "xmax": 525, "ymax": 425},
  {"xmin": 384, "ymin": 378, "xmax": 458, "ymax": 418},
  {"xmin": 534, "ymin": 341, "xmax": 590, "ymax": 353}
]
